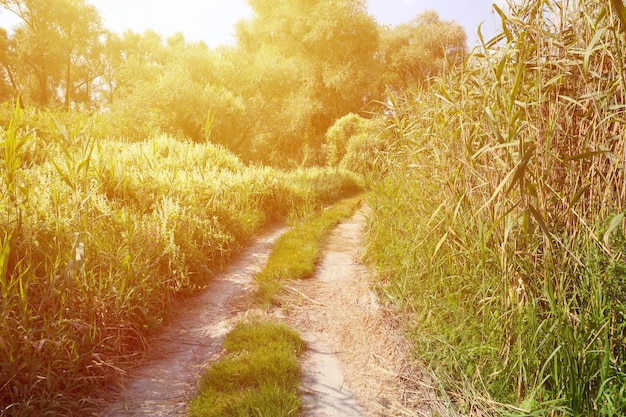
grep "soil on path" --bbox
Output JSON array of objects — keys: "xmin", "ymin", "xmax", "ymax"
[
  {"xmin": 97, "ymin": 224, "xmax": 289, "ymax": 417},
  {"xmin": 97, "ymin": 205, "xmax": 453, "ymax": 417},
  {"xmin": 275, "ymin": 205, "xmax": 453, "ymax": 417}
]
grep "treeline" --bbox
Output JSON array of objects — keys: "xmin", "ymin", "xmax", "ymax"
[{"xmin": 0, "ymin": 0, "xmax": 466, "ymax": 165}]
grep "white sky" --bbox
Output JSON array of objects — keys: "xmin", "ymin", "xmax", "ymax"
[{"xmin": 0, "ymin": 0, "xmax": 503, "ymax": 48}]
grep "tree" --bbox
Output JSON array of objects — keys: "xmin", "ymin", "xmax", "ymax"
[
  {"xmin": 229, "ymin": 0, "xmax": 381, "ymax": 164},
  {"xmin": 378, "ymin": 10, "xmax": 467, "ymax": 93},
  {"xmin": 55, "ymin": 0, "xmax": 104, "ymax": 108},
  {"xmin": 100, "ymin": 31, "xmax": 224, "ymax": 142},
  {"xmin": 0, "ymin": 28, "xmax": 16, "ymax": 100},
  {"xmin": 0, "ymin": 0, "xmax": 104, "ymax": 107}
]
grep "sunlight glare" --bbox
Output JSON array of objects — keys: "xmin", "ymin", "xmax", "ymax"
[{"xmin": 88, "ymin": 0, "xmax": 253, "ymax": 46}]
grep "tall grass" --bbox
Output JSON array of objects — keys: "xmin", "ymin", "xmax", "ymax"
[
  {"xmin": 366, "ymin": 0, "xmax": 626, "ymax": 415},
  {"xmin": 0, "ymin": 102, "xmax": 362, "ymax": 415}
]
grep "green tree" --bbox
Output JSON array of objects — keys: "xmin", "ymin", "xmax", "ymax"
[
  {"xmin": 55, "ymin": 0, "xmax": 104, "ymax": 109},
  {"xmin": 379, "ymin": 10, "xmax": 467, "ymax": 93},
  {"xmin": 98, "ymin": 31, "xmax": 165, "ymax": 105},
  {"xmin": 101, "ymin": 31, "xmax": 222, "ymax": 141},
  {"xmin": 230, "ymin": 0, "xmax": 380, "ymax": 165},
  {"xmin": 0, "ymin": 28, "xmax": 16, "ymax": 100},
  {"xmin": 0, "ymin": 0, "xmax": 104, "ymax": 108}
]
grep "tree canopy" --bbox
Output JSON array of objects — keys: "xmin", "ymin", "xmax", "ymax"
[{"xmin": 0, "ymin": 0, "xmax": 467, "ymax": 165}]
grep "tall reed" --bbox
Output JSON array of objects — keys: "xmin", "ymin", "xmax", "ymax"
[{"xmin": 367, "ymin": 0, "xmax": 626, "ymax": 415}]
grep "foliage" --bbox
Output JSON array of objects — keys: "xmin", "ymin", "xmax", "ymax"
[
  {"xmin": 1, "ymin": 1, "xmax": 468, "ymax": 165},
  {"xmin": 325, "ymin": 112, "xmax": 387, "ymax": 175},
  {"xmin": 377, "ymin": 10, "xmax": 467, "ymax": 93},
  {"xmin": 188, "ymin": 320, "xmax": 305, "ymax": 417},
  {"xmin": 255, "ymin": 195, "xmax": 363, "ymax": 306},
  {"xmin": 0, "ymin": 0, "xmax": 104, "ymax": 108},
  {"xmin": 366, "ymin": 0, "xmax": 626, "ymax": 415},
  {"xmin": 0, "ymin": 103, "xmax": 361, "ymax": 415}
]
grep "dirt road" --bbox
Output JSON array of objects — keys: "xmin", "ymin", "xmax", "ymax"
[
  {"xmin": 98, "ymin": 205, "xmax": 450, "ymax": 416},
  {"xmin": 97, "ymin": 224, "xmax": 288, "ymax": 416},
  {"xmin": 278, "ymin": 205, "xmax": 450, "ymax": 417}
]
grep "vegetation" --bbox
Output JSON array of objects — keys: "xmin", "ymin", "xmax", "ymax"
[
  {"xmin": 188, "ymin": 321, "xmax": 305, "ymax": 417},
  {"xmin": 0, "ymin": 101, "xmax": 361, "ymax": 415},
  {"xmin": 5, "ymin": 0, "xmax": 626, "ymax": 414},
  {"xmin": 6, "ymin": 0, "xmax": 626, "ymax": 414},
  {"xmin": 366, "ymin": 0, "xmax": 626, "ymax": 415},
  {"xmin": 255, "ymin": 195, "xmax": 363, "ymax": 306},
  {"xmin": 0, "ymin": 0, "xmax": 465, "ymax": 165}
]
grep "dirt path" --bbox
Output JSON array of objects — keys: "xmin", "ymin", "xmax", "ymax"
[
  {"xmin": 97, "ymin": 224, "xmax": 289, "ymax": 417},
  {"xmin": 97, "ymin": 205, "xmax": 451, "ymax": 417},
  {"xmin": 276, "ymin": 205, "xmax": 452, "ymax": 417}
]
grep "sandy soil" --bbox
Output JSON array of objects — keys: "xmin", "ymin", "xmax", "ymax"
[
  {"xmin": 96, "ymin": 205, "xmax": 452, "ymax": 417},
  {"xmin": 96, "ymin": 224, "xmax": 289, "ymax": 417},
  {"xmin": 275, "ymin": 205, "xmax": 453, "ymax": 417}
]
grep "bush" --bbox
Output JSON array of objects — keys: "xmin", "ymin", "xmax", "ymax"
[{"xmin": 325, "ymin": 113, "xmax": 387, "ymax": 176}]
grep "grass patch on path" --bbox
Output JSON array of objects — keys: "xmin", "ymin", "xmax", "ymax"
[
  {"xmin": 189, "ymin": 195, "xmax": 363, "ymax": 417},
  {"xmin": 255, "ymin": 195, "xmax": 363, "ymax": 306},
  {"xmin": 188, "ymin": 321, "xmax": 305, "ymax": 417}
]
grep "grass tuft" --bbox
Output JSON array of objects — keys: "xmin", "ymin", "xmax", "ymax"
[{"xmin": 188, "ymin": 321, "xmax": 304, "ymax": 417}]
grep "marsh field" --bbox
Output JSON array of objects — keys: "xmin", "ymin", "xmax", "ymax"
[{"xmin": 2, "ymin": 0, "xmax": 626, "ymax": 415}]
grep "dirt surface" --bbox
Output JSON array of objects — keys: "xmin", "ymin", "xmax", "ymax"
[
  {"xmin": 276, "ymin": 205, "xmax": 453, "ymax": 417},
  {"xmin": 97, "ymin": 205, "xmax": 452, "ymax": 417},
  {"xmin": 96, "ymin": 224, "xmax": 289, "ymax": 417}
]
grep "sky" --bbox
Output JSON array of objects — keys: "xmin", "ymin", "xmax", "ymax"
[{"xmin": 0, "ymin": 0, "xmax": 504, "ymax": 48}]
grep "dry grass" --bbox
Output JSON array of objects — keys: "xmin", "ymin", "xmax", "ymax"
[{"xmin": 277, "ymin": 205, "xmax": 453, "ymax": 417}]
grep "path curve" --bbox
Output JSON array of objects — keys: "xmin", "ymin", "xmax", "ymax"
[
  {"xmin": 97, "ymin": 205, "xmax": 451, "ymax": 417},
  {"xmin": 97, "ymin": 224, "xmax": 288, "ymax": 417}
]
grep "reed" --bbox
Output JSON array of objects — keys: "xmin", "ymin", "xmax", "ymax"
[{"xmin": 366, "ymin": 0, "xmax": 626, "ymax": 415}]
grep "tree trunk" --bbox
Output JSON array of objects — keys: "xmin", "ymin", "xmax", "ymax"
[{"xmin": 65, "ymin": 50, "xmax": 71, "ymax": 109}]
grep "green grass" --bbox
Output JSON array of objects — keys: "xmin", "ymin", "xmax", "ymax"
[
  {"xmin": 0, "ymin": 101, "xmax": 364, "ymax": 415},
  {"xmin": 188, "ymin": 321, "xmax": 305, "ymax": 417},
  {"xmin": 255, "ymin": 195, "xmax": 363, "ymax": 306}
]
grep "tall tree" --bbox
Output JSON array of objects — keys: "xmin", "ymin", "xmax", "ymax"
[
  {"xmin": 231, "ymin": 0, "xmax": 380, "ymax": 164},
  {"xmin": 0, "ymin": 0, "xmax": 104, "ymax": 107},
  {"xmin": 55, "ymin": 0, "xmax": 104, "ymax": 108},
  {"xmin": 378, "ymin": 11, "xmax": 467, "ymax": 93},
  {"xmin": 0, "ymin": 28, "xmax": 16, "ymax": 100}
]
